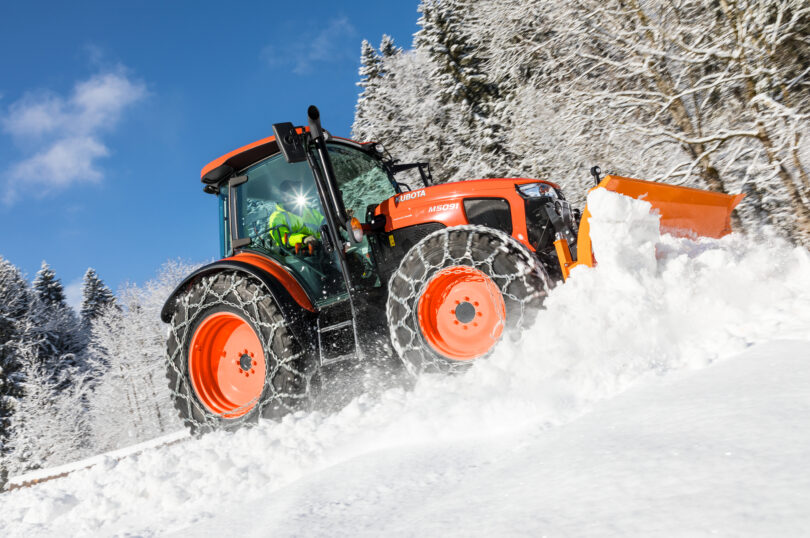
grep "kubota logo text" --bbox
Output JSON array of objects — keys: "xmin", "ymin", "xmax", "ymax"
[{"xmin": 395, "ymin": 190, "xmax": 426, "ymax": 203}]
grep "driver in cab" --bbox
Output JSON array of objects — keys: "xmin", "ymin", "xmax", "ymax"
[{"xmin": 267, "ymin": 180, "xmax": 323, "ymax": 254}]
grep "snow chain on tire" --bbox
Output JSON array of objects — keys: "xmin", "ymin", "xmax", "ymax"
[
  {"xmin": 165, "ymin": 271, "xmax": 312, "ymax": 434},
  {"xmin": 386, "ymin": 225, "xmax": 550, "ymax": 376}
]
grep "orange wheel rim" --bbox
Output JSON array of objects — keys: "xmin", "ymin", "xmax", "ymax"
[
  {"xmin": 188, "ymin": 312, "xmax": 266, "ymax": 418},
  {"xmin": 417, "ymin": 266, "xmax": 506, "ymax": 361}
]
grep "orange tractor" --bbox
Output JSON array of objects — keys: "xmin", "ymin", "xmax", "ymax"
[{"xmin": 162, "ymin": 106, "xmax": 742, "ymax": 433}]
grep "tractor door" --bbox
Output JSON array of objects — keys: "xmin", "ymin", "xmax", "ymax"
[
  {"xmin": 226, "ymin": 152, "xmax": 365, "ymax": 366},
  {"xmin": 272, "ymin": 113, "xmax": 400, "ymax": 366},
  {"xmin": 303, "ymin": 141, "xmax": 400, "ymax": 360},
  {"xmin": 225, "ymin": 153, "xmax": 348, "ymax": 306}
]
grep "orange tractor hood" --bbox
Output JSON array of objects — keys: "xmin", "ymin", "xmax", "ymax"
[{"xmin": 375, "ymin": 178, "xmax": 562, "ymax": 234}]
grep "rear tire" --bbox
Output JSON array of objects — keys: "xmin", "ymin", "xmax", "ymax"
[
  {"xmin": 386, "ymin": 225, "xmax": 549, "ymax": 375},
  {"xmin": 165, "ymin": 271, "xmax": 312, "ymax": 434}
]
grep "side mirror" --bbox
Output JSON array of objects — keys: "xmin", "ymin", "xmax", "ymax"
[{"xmin": 272, "ymin": 122, "xmax": 307, "ymax": 163}]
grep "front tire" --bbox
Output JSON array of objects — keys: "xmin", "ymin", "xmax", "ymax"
[
  {"xmin": 386, "ymin": 226, "xmax": 549, "ymax": 375},
  {"xmin": 165, "ymin": 271, "xmax": 312, "ymax": 434}
]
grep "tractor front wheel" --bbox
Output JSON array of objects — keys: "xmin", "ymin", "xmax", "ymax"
[
  {"xmin": 387, "ymin": 226, "xmax": 549, "ymax": 375},
  {"xmin": 165, "ymin": 271, "xmax": 312, "ymax": 434}
]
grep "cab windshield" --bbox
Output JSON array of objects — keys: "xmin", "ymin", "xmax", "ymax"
[
  {"xmin": 322, "ymin": 143, "xmax": 397, "ymax": 289},
  {"xmin": 327, "ymin": 144, "xmax": 397, "ymax": 221}
]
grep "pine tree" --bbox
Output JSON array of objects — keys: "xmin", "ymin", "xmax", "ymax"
[
  {"xmin": 414, "ymin": 0, "xmax": 511, "ymax": 178},
  {"xmin": 80, "ymin": 268, "xmax": 115, "ymax": 330},
  {"xmin": 86, "ymin": 261, "xmax": 189, "ymax": 451},
  {"xmin": 353, "ymin": 40, "xmax": 384, "ymax": 142},
  {"xmin": 0, "ymin": 257, "xmax": 30, "ymax": 486},
  {"xmin": 379, "ymin": 34, "xmax": 400, "ymax": 60},
  {"xmin": 416, "ymin": 0, "xmax": 494, "ymax": 110},
  {"xmin": 353, "ymin": 35, "xmax": 406, "ymax": 144},
  {"xmin": 6, "ymin": 320, "xmax": 92, "ymax": 475},
  {"xmin": 29, "ymin": 262, "xmax": 85, "ymax": 390},
  {"xmin": 359, "ymin": 39, "xmax": 381, "ymax": 82},
  {"xmin": 32, "ymin": 262, "xmax": 66, "ymax": 308}
]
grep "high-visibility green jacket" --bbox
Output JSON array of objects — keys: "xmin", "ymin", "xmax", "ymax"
[{"xmin": 267, "ymin": 203, "xmax": 324, "ymax": 247}]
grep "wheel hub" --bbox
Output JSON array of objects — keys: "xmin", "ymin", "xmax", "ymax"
[
  {"xmin": 417, "ymin": 266, "xmax": 506, "ymax": 361},
  {"xmin": 454, "ymin": 301, "xmax": 476, "ymax": 324},
  {"xmin": 188, "ymin": 312, "xmax": 266, "ymax": 418}
]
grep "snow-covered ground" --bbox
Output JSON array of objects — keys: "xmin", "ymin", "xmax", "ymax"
[
  {"xmin": 2, "ymin": 190, "xmax": 809, "ymax": 537},
  {"xmin": 179, "ymin": 340, "xmax": 810, "ymax": 537}
]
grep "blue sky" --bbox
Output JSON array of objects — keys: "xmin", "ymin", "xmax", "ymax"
[{"xmin": 0, "ymin": 0, "xmax": 420, "ymax": 307}]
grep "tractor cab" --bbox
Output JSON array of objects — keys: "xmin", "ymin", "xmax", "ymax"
[
  {"xmin": 198, "ymin": 110, "xmax": 424, "ymax": 371},
  {"xmin": 216, "ymin": 140, "xmax": 399, "ymax": 308}
]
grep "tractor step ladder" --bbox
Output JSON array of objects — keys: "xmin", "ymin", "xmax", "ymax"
[{"xmin": 316, "ymin": 302, "xmax": 357, "ymax": 366}]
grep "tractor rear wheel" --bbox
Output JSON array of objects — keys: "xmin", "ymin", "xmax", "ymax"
[
  {"xmin": 386, "ymin": 226, "xmax": 549, "ymax": 375},
  {"xmin": 165, "ymin": 271, "xmax": 312, "ymax": 434}
]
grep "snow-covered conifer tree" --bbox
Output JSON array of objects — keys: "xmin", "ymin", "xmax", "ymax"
[
  {"xmin": 414, "ymin": 0, "xmax": 511, "ymax": 179},
  {"xmin": 0, "ymin": 257, "xmax": 30, "ymax": 484},
  {"xmin": 32, "ymin": 262, "xmax": 66, "ymax": 308},
  {"xmin": 80, "ymin": 268, "xmax": 116, "ymax": 330},
  {"xmin": 5, "ymin": 321, "xmax": 92, "ymax": 474},
  {"xmin": 30, "ymin": 262, "xmax": 85, "ymax": 387},
  {"xmin": 353, "ymin": 40, "xmax": 384, "ymax": 143},
  {"xmin": 86, "ymin": 261, "xmax": 189, "ymax": 451},
  {"xmin": 379, "ymin": 34, "xmax": 400, "ymax": 60}
]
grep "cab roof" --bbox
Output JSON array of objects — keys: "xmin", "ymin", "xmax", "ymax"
[
  {"xmin": 200, "ymin": 129, "xmax": 369, "ymax": 185},
  {"xmin": 200, "ymin": 134, "xmax": 284, "ymax": 185}
]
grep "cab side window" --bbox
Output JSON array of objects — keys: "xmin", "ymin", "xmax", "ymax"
[{"xmin": 231, "ymin": 153, "xmax": 345, "ymax": 305}]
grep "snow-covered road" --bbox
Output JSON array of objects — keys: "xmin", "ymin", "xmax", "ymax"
[{"xmin": 2, "ymin": 190, "xmax": 809, "ymax": 536}]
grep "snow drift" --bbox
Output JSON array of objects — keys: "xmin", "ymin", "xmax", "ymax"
[{"xmin": 2, "ymin": 190, "xmax": 809, "ymax": 536}]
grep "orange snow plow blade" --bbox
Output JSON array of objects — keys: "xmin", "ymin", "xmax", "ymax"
[{"xmin": 563, "ymin": 175, "xmax": 744, "ymax": 275}]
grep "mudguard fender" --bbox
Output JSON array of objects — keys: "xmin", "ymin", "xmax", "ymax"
[{"xmin": 160, "ymin": 256, "xmax": 317, "ymax": 351}]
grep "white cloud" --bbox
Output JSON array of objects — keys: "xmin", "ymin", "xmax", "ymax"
[
  {"xmin": 64, "ymin": 277, "xmax": 84, "ymax": 313},
  {"xmin": 3, "ymin": 93, "xmax": 66, "ymax": 138},
  {"xmin": 261, "ymin": 16, "xmax": 356, "ymax": 75},
  {"xmin": 2, "ymin": 68, "xmax": 147, "ymax": 202},
  {"xmin": 11, "ymin": 137, "xmax": 108, "ymax": 188}
]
